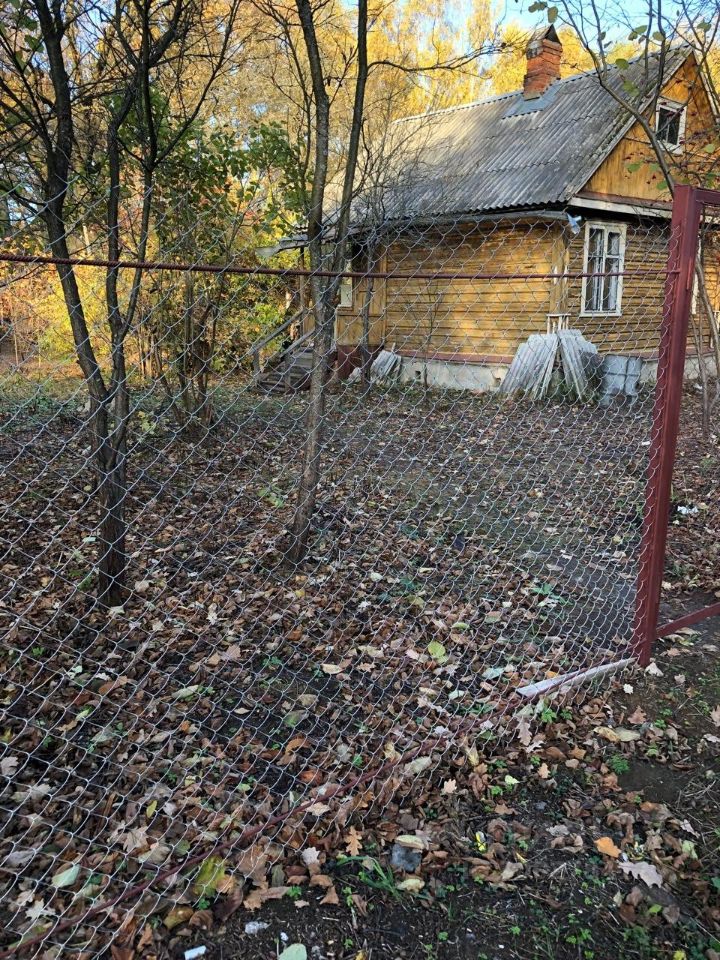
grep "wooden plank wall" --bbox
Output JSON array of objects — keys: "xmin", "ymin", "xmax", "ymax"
[
  {"xmin": 337, "ymin": 218, "xmax": 718, "ymax": 361},
  {"xmin": 564, "ymin": 220, "xmax": 670, "ymax": 354},
  {"xmin": 337, "ymin": 223, "xmax": 556, "ymax": 358}
]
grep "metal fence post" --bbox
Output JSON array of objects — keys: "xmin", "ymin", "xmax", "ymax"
[{"xmin": 632, "ymin": 184, "xmax": 702, "ymax": 666}]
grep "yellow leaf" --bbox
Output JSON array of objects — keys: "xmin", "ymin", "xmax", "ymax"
[
  {"xmin": 163, "ymin": 905, "xmax": 194, "ymax": 930},
  {"xmin": 595, "ymin": 836, "xmax": 621, "ymax": 858}
]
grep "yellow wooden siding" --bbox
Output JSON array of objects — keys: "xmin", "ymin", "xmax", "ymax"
[
  {"xmin": 563, "ymin": 222, "xmax": 669, "ymax": 353},
  {"xmin": 565, "ymin": 221, "xmax": 717, "ymax": 355},
  {"xmin": 583, "ymin": 57, "xmax": 717, "ymax": 203},
  {"xmin": 337, "ymin": 218, "xmax": 718, "ymax": 361},
  {"xmin": 337, "ymin": 224, "xmax": 556, "ymax": 357},
  {"xmin": 336, "ymin": 251, "xmax": 386, "ymax": 345}
]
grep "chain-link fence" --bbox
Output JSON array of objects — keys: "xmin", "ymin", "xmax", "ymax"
[{"xmin": 0, "ymin": 189, "xmax": 712, "ymax": 956}]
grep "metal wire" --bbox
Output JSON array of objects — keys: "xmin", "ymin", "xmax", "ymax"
[{"xmin": 0, "ymin": 186, "xmax": 708, "ymax": 958}]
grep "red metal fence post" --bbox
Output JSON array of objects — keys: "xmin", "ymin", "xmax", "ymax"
[{"xmin": 633, "ymin": 184, "xmax": 702, "ymax": 666}]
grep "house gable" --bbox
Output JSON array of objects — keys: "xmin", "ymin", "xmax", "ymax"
[{"xmin": 579, "ymin": 54, "xmax": 717, "ymax": 206}]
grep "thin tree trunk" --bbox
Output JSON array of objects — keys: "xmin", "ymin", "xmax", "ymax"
[
  {"xmin": 97, "ymin": 458, "xmax": 127, "ymax": 605},
  {"xmin": 289, "ymin": 0, "xmax": 368, "ymax": 563},
  {"xmin": 360, "ymin": 273, "xmax": 375, "ymax": 384},
  {"xmin": 690, "ymin": 311, "xmax": 710, "ymax": 437}
]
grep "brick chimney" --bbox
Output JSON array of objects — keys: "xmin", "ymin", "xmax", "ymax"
[{"xmin": 523, "ymin": 25, "xmax": 563, "ymax": 99}]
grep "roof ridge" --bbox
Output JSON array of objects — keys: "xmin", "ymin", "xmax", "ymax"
[
  {"xmin": 394, "ymin": 90, "xmax": 518, "ymax": 124},
  {"xmin": 393, "ymin": 43, "xmax": 688, "ymax": 126}
]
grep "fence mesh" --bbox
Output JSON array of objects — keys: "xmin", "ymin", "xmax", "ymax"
[{"xmin": 0, "ymin": 195, "xmax": 689, "ymax": 956}]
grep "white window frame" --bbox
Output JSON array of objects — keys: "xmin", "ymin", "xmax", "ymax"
[
  {"xmin": 580, "ymin": 222, "xmax": 627, "ymax": 317},
  {"xmin": 339, "ymin": 259, "xmax": 353, "ymax": 308},
  {"xmin": 655, "ymin": 97, "xmax": 687, "ymax": 153}
]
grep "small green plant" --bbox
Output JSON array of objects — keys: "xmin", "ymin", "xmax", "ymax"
[
  {"xmin": 357, "ymin": 858, "xmax": 399, "ymax": 898},
  {"xmin": 540, "ymin": 706, "xmax": 557, "ymax": 724},
  {"xmin": 286, "ymin": 885, "xmax": 303, "ymax": 900},
  {"xmin": 607, "ymin": 754, "xmax": 630, "ymax": 775}
]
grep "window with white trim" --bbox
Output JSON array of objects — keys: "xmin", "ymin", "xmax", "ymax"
[
  {"xmin": 582, "ymin": 222, "xmax": 626, "ymax": 315},
  {"xmin": 655, "ymin": 98, "xmax": 686, "ymax": 150},
  {"xmin": 339, "ymin": 260, "xmax": 353, "ymax": 308}
]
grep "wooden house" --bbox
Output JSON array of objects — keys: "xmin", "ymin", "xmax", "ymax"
[{"xmin": 331, "ymin": 30, "xmax": 720, "ymax": 390}]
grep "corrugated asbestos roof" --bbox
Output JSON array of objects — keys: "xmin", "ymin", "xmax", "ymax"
[{"xmin": 354, "ymin": 47, "xmax": 690, "ymax": 222}]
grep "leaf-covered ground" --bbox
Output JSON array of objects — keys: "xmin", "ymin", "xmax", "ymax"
[
  {"xmin": 190, "ymin": 609, "xmax": 720, "ymax": 960},
  {"xmin": 0, "ymin": 379, "xmax": 717, "ymax": 957}
]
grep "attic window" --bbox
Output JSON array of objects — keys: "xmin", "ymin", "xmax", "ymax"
[{"xmin": 656, "ymin": 98, "xmax": 686, "ymax": 150}]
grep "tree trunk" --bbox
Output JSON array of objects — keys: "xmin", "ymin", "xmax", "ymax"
[
  {"xmin": 97, "ymin": 457, "xmax": 127, "ymax": 606},
  {"xmin": 288, "ymin": 0, "xmax": 368, "ymax": 564},
  {"xmin": 360, "ymin": 274, "xmax": 375, "ymax": 384},
  {"xmin": 289, "ymin": 292, "xmax": 334, "ymax": 561}
]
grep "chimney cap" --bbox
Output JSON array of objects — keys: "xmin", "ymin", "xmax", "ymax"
[{"xmin": 527, "ymin": 24, "xmax": 561, "ymax": 48}]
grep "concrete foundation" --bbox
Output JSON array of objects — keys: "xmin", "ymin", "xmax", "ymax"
[
  {"xmin": 398, "ymin": 358, "xmax": 508, "ymax": 392},
  {"xmin": 388, "ymin": 353, "xmax": 716, "ymax": 395}
]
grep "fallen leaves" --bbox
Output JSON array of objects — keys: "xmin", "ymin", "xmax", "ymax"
[
  {"xmin": 2, "ymin": 387, "xmax": 717, "ymax": 960},
  {"xmin": 404, "ymin": 756, "xmax": 432, "ymax": 776},
  {"xmin": 595, "ymin": 726, "xmax": 641, "ymax": 743},
  {"xmin": 163, "ymin": 905, "xmax": 194, "ymax": 930},
  {"xmin": 618, "ymin": 861, "xmax": 664, "ymax": 888},
  {"xmin": 193, "ymin": 856, "xmax": 232, "ymax": 898},
  {"xmin": 595, "ymin": 836, "xmax": 621, "ymax": 858},
  {"xmin": 396, "ymin": 877, "xmax": 424, "ymax": 892},
  {"xmin": 243, "ymin": 884, "xmax": 289, "ymax": 911},
  {"xmin": 51, "ymin": 863, "xmax": 80, "ymax": 889},
  {"xmin": 344, "ymin": 827, "xmax": 363, "ymax": 857}
]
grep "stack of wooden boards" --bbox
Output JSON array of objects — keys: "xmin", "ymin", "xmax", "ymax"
[{"xmin": 500, "ymin": 330, "xmax": 600, "ymax": 400}]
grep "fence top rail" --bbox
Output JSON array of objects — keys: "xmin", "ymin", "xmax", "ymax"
[{"xmin": 0, "ymin": 250, "xmax": 677, "ymax": 283}]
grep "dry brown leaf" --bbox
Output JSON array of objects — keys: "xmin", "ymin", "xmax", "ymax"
[
  {"xmin": 618, "ymin": 861, "xmax": 664, "ymax": 887},
  {"xmin": 110, "ymin": 947, "xmax": 135, "ymax": 960},
  {"xmin": 215, "ymin": 887, "xmax": 244, "ymax": 921},
  {"xmin": 345, "ymin": 827, "xmax": 363, "ymax": 857},
  {"xmin": 235, "ymin": 847, "xmax": 268, "ymax": 883},
  {"xmin": 320, "ymin": 884, "xmax": 340, "ymax": 906},
  {"xmin": 595, "ymin": 726, "xmax": 640, "ymax": 743},
  {"xmin": 309, "ymin": 874, "xmax": 334, "ymax": 889},
  {"xmin": 243, "ymin": 884, "xmax": 289, "ymax": 911},
  {"xmin": 215, "ymin": 873, "xmax": 235, "ymax": 894},
  {"xmin": 163, "ymin": 905, "xmax": 193, "ymax": 930}
]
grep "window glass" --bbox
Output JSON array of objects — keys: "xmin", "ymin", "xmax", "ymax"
[
  {"xmin": 583, "ymin": 225, "xmax": 624, "ymax": 313},
  {"xmin": 657, "ymin": 104, "xmax": 683, "ymax": 146}
]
